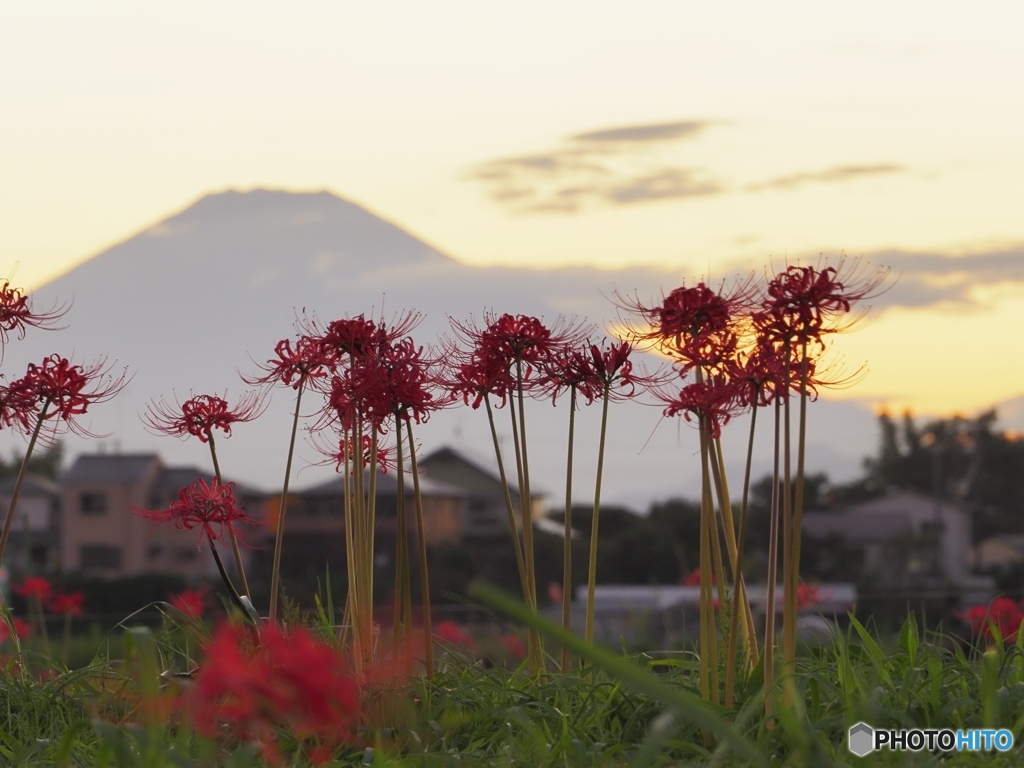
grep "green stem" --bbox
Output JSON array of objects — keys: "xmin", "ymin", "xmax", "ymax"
[
  {"xmin": 392, "ymin": 417, "xmax": 411, "ymax": 658},
  {"xmin": 207, "ymin": 433, "xmax": 251, "ymax": 601},
  {"xmin": 407, "ymin": 420, "xmax": 434, "ymax": 678},
  {"xmin": 485, "ymin": 395, "xmax": 529, "ymax": 600},
  {"xmin": 763, "ymin": 396, "xmax": 783, "ymax": 718},
  {"xmin": 561, "ymin": 385, "xmax": 577, "ymax": 673},
  {"xmin": 0, "ymin": 399, "xmax": 50, "ymax": 570},
  {"xmin": 269, "ymin": 381, "xmax": 305, "ymax": 623},
  {"xmin": 584, "ymin": 387, "xmax": 611, "ymax": 647}
]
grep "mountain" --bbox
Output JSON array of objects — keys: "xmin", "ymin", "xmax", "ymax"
[{"xmin": 3, "ymin": 188, "xmax": 884, "ymax": 508}]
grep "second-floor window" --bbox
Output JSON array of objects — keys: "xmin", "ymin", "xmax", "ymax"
[{"xmin": 80, "ymin": 492, "xmax": 108, "ymax": 515}]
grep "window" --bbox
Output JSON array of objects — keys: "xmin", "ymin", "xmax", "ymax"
[
  {"xmin": 80, "ymin": 492, "xmax": 108, "ymax": 515},
  {"xmin": 80, "ymin": 545, "xmax": 121, "ymax": 570},
  {"xmin": 176, "ymin": 547, "xmax": 198, "ymax": 563}
]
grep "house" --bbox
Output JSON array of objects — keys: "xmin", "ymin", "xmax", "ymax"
[
  {"xmin": 418, "ymin": 446, "xmax": 542, "ymax": 538},
  {"xmin": 0, "ymin": 473, "xmax": 61, "ymax": 572},
  {"xmin": 262, "ymin": 469, "xmax": 467, "ymax": 582},
  {"xmin": 802, "ymin": 490, "xmax": 975, "ymax": 588},
  {"xmin": 60, "ymin": 453, "xmax": 267, "ymax": 579}
]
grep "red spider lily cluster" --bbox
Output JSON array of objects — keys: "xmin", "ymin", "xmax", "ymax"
[
  {"xmin": 434, "ymin": 620, "xmax": 477, "ymax": 652},
  {"xmin": 957, "ymin": 597, "xmax": 1024, "ymax": 643},
  {"xmin": 11, "ymin": 575, "xmax": 84, "ymax": 616},
  {"xmin": 178, "ymin": 622, "xmax": 359, "ymax": 765},
  {"xmin": 134, "ymin": 478, "xmax": 258, "ymax": 548}
]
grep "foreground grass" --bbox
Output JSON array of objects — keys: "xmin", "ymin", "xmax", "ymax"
[{"xmin": 1, "ymin": 612, "xmax": 1022, "ymax": 766}]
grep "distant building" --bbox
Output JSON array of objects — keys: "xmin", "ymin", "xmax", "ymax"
[
  {"xmin": 802, "ymin": 490, "xmax": 974, "ymax": 588},
  {"xmin": 0, "ymin": 473, "xmax": 61, "ymax": 572},
  {"xmin": 60, "ymin": 453, "xmax": 266, "ymax": 579},
  {"xmin": 418, "ymin": 446, "xmax": 541, "ymax": 538}
]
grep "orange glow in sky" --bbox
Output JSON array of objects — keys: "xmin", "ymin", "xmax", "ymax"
[{"xmin": 2, "ymin": 1, "xmax": 1022, "ymax": 418}]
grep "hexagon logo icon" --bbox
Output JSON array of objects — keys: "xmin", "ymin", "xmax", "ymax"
[{"xmin": 848, "ymin": 722, "xmax": 874, "ymax": 757}]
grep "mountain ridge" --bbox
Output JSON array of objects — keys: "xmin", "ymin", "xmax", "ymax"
[{"xmin": 6, "ymin": 188, "xmax": 1004, "ymax": 508}]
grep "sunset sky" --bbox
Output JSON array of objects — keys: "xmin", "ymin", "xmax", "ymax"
[{"xmin": 3, "ymin": 1, "xmax": 1023, "ymax": 417}]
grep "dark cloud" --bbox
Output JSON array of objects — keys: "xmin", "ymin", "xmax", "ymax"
[
  {"xmin": 467, "ymin": 119, "xmax": 722, "ymax": 214},
  {"xmin": 469, "ymin": 119, "xmax": 908, "ymax": 215},
  {"xmin": 571, "ymin": 120, "xmax": 709, "ymax": 144},
  {"xmin": 749, "ymin": 164, "xmax": 906, "ymax": 191},
  {"xmin": 607, "ymin": 170, "xmax": 721, "ymax": 204},
  {"xmin": 869, "ymin": 249, "xmax": 1024, "ymax": 309}
]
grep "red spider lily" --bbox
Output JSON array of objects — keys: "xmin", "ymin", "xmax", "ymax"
[
  {"xmin": 958, "ymin": 598, "xmax": 1024, "ymax": 642},
  {"xmin": 3, "ymin": 355, "xmax": 129, "ymax": 438},
  {"xmin": 184, "ymin": 622, "xmax": 358, "ymax": 765},
  {"xmin": 301, "ymin": 309, "xmax": 422, "ymax": 360},
  {"xmin": 726, "ymin": 339, "xmax": 789, "ymax": 408},
  {"xmin": 617, "ymin": 277, "xmax": 757, "ymax": 361},
  {"xmin": 657, "ymin": 374, "xmax": 746, "ymax": 439},
  {"xmin": 0, "ymin": 279, "xmax": 68, "ymax": 349},
  {"xmin": 315, "ymin": 433, "xmax": 393, "ymax": 474},
  {"xmin": 542, "ymin": 339, "xmax": 660, "ymax": 406},
  {"xmin": 133, "ymin": 478, "xmax": 259, "ymax": 548},
  {"xmin": 756, "ymin": 260, "xmax": 890, "ymax": 347},
  {"xmin": 47, "ymin": 591, "xmax": 84, "ymax": 617},
  {"xmin": 448, "ymin": 313, "xmax": 588, "ymax": 390},
  {"xmin": 143, "ymin": 392, "xmax": 267, "ymax": 443},
  {"xmin": 349, "ymin": 338, "xmax": 439, "ymax": 431},
  {"xmin": 169, "ymin": 586, "xmax": 208, "ymax": 620},
  {"xmin": 0, "ymin": 381, "xmax": 40, "ymax": 433},
  {"xmin": 243, "ymin": 335, "xmax": 333, "ymax": 391},
  {"xmin": 0, "ymin": 617, "xmax": 31, "ymax": 643},
  {"xmin": 440, "ymin": 345, "xmax": 514, "ymax": 409},
  {"xmin": 13, "ymin": 575, "xmax": 52, "ymax": 604},
  {"xmin": 434, "ymin": 620, "xmax": 476, "ymax": 651}
]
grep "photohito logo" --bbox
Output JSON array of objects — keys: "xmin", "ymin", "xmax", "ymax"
[{"xmin": 848, "ymin": 722, "xmax": 1014, "ymax": 756}]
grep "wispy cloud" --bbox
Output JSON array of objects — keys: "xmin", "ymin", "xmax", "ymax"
[
  {"xmin": 748, "ymin": 164, "xmax": 907, "ymax": 191},
  {"xmin": 469, "ymin": 120, "xmax": 908, "ymax": 214},
  {"xmin": 466, "ymin": 119, "xmax": 721, "ymax": 214}
]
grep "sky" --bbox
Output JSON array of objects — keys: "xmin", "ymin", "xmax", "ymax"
[{"xmin": 3, "ymin": 1, "xmax": 1023, "ymax": 417}]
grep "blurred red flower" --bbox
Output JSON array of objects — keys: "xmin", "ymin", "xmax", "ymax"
[
  {"xmin": 48, "ymin": 591, "xmax": 84, "ymax": 617},
  {"xmin": 0, "ymin": 616, "xmax": 32, "ymax": 643},
  {"xmin": 169, "ymin": 586, "xmax": 209, "ymax": 620},
  {"xmin": 13, "ymin": 575, "xmax": 52, "ymax": 604},
  {"xmin": 185, "ymin": 622, "xmax": 358, "ymax": 765},
  {"xmin": 958, "ymin": 597, "xmax": 1024, "ymax": 642},
  {"xmin": 434, "ymin": 620, "xmax": 476, "ymax": 651}
]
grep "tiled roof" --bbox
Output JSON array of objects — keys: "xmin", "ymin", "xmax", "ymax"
[
  {"xmin": 299, "ymin": 471, "xmax": 465, "ymax": 498},
  {"xmin": 0, "ymin": 472, "xmax": 60, "ymax": 497},
  {"xmin": 61, "ymin": 454, "xmax": 161, "ymax": 484}
]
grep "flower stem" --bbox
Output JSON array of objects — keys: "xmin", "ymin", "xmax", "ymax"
[
  {"xmin": 763, "ymin": 396, "xmax": 783, "ymax": 720},
  {"xmin": 584, "ymin": 386, "xmax": 611, "ymax": 647},
  {"xmin": 485, "ymin": 395, "xmax": 529, "ymax": 600},
  {"xmin": 561, "ymin": 385, "xmax": 577, "ymax": 672},
  {"xmin": 407, "ymin": 421, "xmax": 434, "ymax": 678},
  {"xmin": 207, "ymin": 433, "xmax": 251, "ymax": 600},
  {"xmin": 269, "ymin": 381, "xmax": 304, "ymax": 623},
  {"xmin": 0, "ymin": 399, "xmax": 50, "ymax": 571}
]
